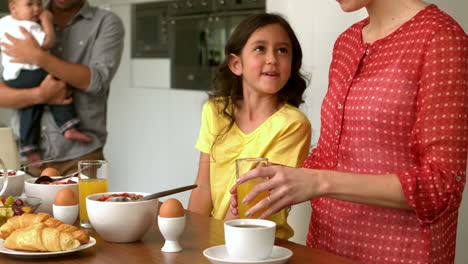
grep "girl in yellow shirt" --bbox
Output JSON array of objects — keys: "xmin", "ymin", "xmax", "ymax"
[{"xmin": 188, "ymin": 13, "xmax": 311, "ymax": 240}]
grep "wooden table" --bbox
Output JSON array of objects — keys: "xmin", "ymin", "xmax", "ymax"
[{"xmin": 0, "ymin": 211, "xmax": 359, "ymax": 263}]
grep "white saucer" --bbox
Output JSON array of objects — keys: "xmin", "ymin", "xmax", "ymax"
[{"xmin": 203, "ymin": 245, "xmax": 292, "ymax": 264}]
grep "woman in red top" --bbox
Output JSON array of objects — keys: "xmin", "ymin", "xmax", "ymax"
[{"xmin": 232, "ymin": 0, "xmax": 467, "ymax": 263}]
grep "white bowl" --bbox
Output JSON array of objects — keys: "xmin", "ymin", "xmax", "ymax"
[
  {"xmin": 86, "ymin": 192, "xmax": 159, "ymax": 243},
  {"xmin": 24, "ymin": 177, "xmax": 78, "ymax": 215},
  {"xmin": 0, "ymin": 170, "xmax": 25, "ymax": 197}
]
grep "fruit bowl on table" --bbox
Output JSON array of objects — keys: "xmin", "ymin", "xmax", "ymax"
[{"xmin": 0, "ymin": 196, "xmax": 42, "ymax": 226}]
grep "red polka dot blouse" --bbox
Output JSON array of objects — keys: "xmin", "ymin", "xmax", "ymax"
[{"xmin": 303, "ymin": 5, "xmax": 467, "ymax": 264}]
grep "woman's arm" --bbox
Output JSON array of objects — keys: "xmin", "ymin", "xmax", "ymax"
[
  {"xmin": 234, "ymin": 166, "xmax": 411, "ymax": 219},
  {"xmin": 188, "ymin": 152, "xmax": 213, "ymax": 216}
]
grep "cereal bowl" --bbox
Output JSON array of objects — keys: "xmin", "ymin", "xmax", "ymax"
[
  {"xmin": 24, "ymin": 177, "xmax": 78, "ymax": 214},
  {"xmin": 0, "ymin": 170, "xmax": 25, "ymax": 197},
  {"xmin": 86, "ymin": 192, "xmax": 159, "ymax": 243}
]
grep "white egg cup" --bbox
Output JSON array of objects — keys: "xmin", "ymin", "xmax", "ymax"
[
  {"xmin": 53, "ymin": 204, "xmax": 79, "ymax": 225},
  {"xmin": 158, "ymin": 215, "xmax": 185, "ymax": 252}
]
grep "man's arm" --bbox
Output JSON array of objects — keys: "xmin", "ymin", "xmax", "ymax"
[
  {"xmin": 2, "ymin": 29, "xmax": 91, "ymax": 91},
  {"xmin": 0, "ymin": 75, "xmax": 71, "ymax": 109},
  {"xmin": 1, "ymin": 14, "xmax": 124, "ymax": 93}
]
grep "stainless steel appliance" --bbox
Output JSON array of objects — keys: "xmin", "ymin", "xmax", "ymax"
[
  {"xmin": 132, "ymin": 1, "xmax": 170, "ymax": 58},
  {"xmin": 169, "ymin": 0, "xmax": 265, "ymax": 90}
]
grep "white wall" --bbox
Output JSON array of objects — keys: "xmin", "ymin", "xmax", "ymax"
[{"xmin": 100, "ymin": 1, "xmax": 205, "ymax": 206}]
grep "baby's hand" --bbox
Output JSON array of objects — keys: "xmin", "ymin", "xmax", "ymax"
[{"xmin": 39, "ymin": 10, "xmax": 53, "ymax": 23}]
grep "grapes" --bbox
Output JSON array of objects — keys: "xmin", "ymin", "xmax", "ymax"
[
  {"xmin": 13, "ymin": 207, "xmax": 24, "ymax": 216},
  {"xmin": 14, "ymin": 199, "xmax": 24, "ymax": 206}
]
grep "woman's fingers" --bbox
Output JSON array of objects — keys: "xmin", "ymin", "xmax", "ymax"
[
  {"xmin": 240, "ymin": 166, "xmax": 284, "ymax": 205},
  {"xmin": 237, "ymin": 166, "xmax": 276, "ymax": 185},
  {"xmin": 245, "ymin": 183, "xmax": 290, "ymax": 219}
]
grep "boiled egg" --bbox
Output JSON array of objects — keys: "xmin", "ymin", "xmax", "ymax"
[
  {"xmin": 54, "ymin": 188, "xmax": 78, "ymax": 206},
  {"xmin": 41, "ymin": 167, "xmax": 60, "ymax": 177},
  {"xmin": 159, "ymin": 198, "xmax": 185, "ymax": 218}
]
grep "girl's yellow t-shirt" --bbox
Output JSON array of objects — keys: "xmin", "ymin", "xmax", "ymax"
[{"xmin": 195, "ymin": 100, "xmax": 312, "ymax": 239}]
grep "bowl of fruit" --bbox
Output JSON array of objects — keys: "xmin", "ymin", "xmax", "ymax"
[{"xmin": 0, "ymin": 196, "xmax": 42, "ymax": 226}]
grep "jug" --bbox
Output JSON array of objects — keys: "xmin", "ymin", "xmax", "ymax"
[
  {"xmin": 0, "ymin": 127, "xmax": 20, "ymax": 170},
  {"xmin": 0, "ymin": 157, "xmax": 10, "ymax": 197}
]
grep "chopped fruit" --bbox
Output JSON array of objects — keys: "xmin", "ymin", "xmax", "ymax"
[
  {"xmin": 98, "ymin": 193, "xmax": 143, "ymax": 201},
  {"xmin": 21, "ymin": 206, "xmax": 33, "ymax": 213},
  {"xmin": 4, "ymin": 196, "xmax": 15, "ymax": 206},
  {"xmin": 13, "ymin": 207, "xmax": 24, "ymax": 215},
  {"xmin": 36, "ymin": 180, "xmax": 77, "ymax": 185},
  {"xmin": 0, "ymin": 208, "xmax": 14, "ymax": 218},
  {"xmin": 0, "ymin": 170, "xmax": 17, "ymax": 176},
  {"xmin": 0, "ymin": 196, "xmax": 36, "ymax": 221}
]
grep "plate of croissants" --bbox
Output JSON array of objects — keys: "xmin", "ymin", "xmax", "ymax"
[{"xmin": 0, "ymin": 213, "xmax": 95, "ymax": 257}]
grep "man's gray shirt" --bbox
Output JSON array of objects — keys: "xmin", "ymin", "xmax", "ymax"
[{"xmin": 7, "ymin": 1, "xmax": 124, "ymax": 161}]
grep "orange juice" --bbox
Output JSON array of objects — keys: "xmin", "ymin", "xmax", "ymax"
[
  {"xmin": 79, "ymin": 178, "xmax": 108, "ymax": 221},
  {"xmin": 237, "ymin": 179, "xmax": 283, "ymax": 223}
]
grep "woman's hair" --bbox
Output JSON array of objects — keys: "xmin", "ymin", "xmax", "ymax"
[{"xmin": 208, "ymin": 13, "xmax": 308, "ymax": 151}]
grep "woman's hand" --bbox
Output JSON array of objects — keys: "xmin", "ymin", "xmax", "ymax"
[
  {"xmin": 227, "ymin": 187, "xmax": 239, "ymax": 218},
  {"xmin": 224, "ymin": 204, "xmax": 238, "ymax": 221},
  {"xmin": 1, "ymin": 27, "xmax": 42, "ymax": 65},
  {"xmin": 231, "ymin": 165, "xmax": 321, "ymax": 219},
  {"xmin": 38, "ymin": 75, "xmax": 72, "ymax": 105}
]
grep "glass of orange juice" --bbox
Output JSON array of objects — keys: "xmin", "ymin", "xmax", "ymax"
[
  {"xmin": 235, "ymin": 158, "xmax": 283, "ymax": 224},
  {"xmin": 78, "ymin": 160, "xmax": 108, "ymax": 228}
]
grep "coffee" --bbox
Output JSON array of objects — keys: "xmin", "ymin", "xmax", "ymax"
[
  {"xmin": 232, "ymin": 224, "xmax": 267, "ymax": 228},
  {"xmin": 224, "ymin": 219, "xmax": 276, "ymax": 261}
]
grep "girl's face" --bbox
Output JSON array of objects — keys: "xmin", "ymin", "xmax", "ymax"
[
  {"xmin": 336, "ymin": 0, "xmax": 371, "ymax": 12},
  {"xmin": 229, "ymin": 24, "xmax": 292, "ymax": 97},
  {"xmin": 10, "ymin": 0, "xmax": 43, "ymax": 22}
]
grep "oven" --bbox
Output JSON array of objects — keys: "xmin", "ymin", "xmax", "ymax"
[{"xmin": 168, "ymin": 0, "xmax": 265, "ymax": 90}]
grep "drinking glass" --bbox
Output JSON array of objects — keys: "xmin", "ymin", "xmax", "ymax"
[
  {"xmin": 236, "ymin": 158, "xmax": 269, "ymax": 219},
  {"xmin": 78, "ymin": 160, "xmax": 108, "ymax": 228}
]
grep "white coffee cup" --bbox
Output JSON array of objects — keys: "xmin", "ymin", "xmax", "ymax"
[{"xmin": 224, "ymin": 219, "xmax": 276, "ymax": 261}]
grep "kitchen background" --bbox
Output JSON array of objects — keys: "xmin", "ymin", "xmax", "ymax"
[{"xmin": 0, "ymin": 0, "xmax": 466, "ymax": 262}]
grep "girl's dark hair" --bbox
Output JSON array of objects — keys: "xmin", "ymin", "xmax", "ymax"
[{"xmin": 208, "ymin": 13, "xmax": 308, "ymax": 151}]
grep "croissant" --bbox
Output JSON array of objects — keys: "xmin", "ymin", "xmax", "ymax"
[
  {"xmin": 0, "ymin": 213, "xmax": 89, "ymax": 244},
  {"xmin": 4, "ymin": 223, "xmax": 81, "ymax": 252}
]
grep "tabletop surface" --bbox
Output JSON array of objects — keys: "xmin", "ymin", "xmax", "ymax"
[{"xmin": 0, "ymin": 211, "xmax": 359, "ymax": 263}]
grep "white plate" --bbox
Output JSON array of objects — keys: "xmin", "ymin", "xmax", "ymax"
[
  {"xmin": 0, "ymin": 237, "xmax": 96, "ymax": 258},
  {"xmin": 203, "ymin": 245, "xmax": 292, "ymax": 264}
]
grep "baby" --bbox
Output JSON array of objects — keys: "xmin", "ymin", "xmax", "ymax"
[{"xmin": 0, "ymin": 0, "xmax": 91, "ymax": 163}]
